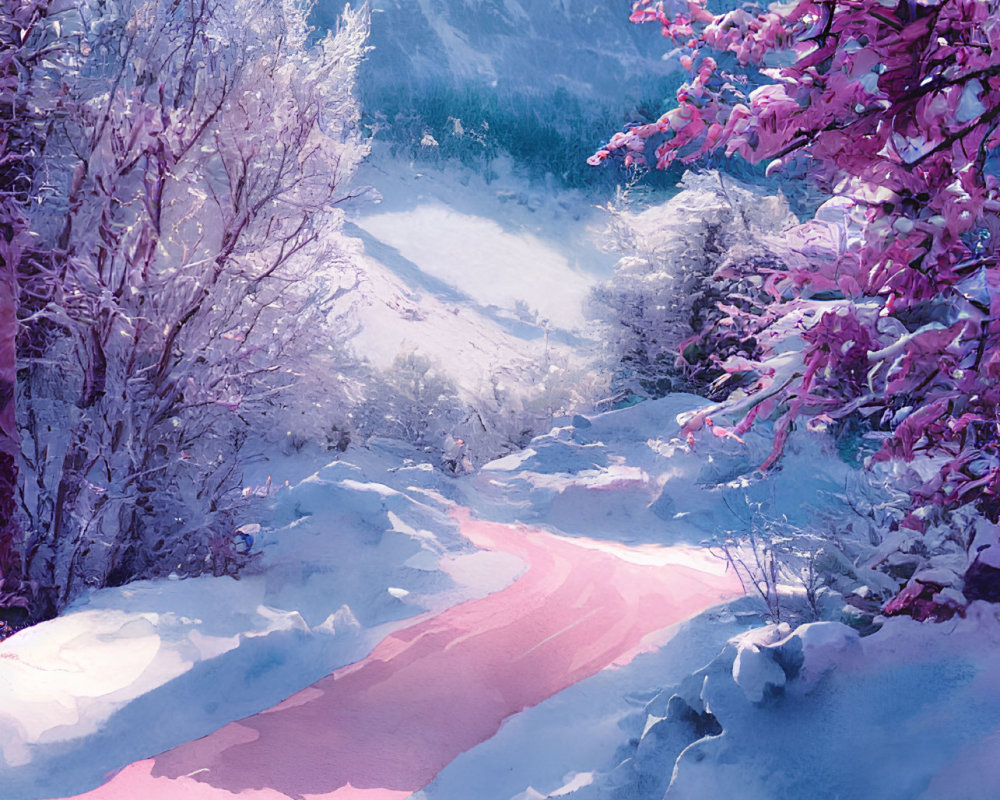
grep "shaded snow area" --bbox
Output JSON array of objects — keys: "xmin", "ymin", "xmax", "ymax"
[
  {"xmin": 356, "ymin": 203, "xmax": 589, "ymax": 331},
  {"xmin": 563, "ymin": 610, "xmax": 1000, "ymax": 800}
]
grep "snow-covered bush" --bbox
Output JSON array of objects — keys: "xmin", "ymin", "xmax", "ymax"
[
  {"xmin": 9, "ymin": 0, "xmax": 369, "ymax": 619},
  {"xmin": 716, "ymin": 475, "xmax": 909, "ymax": 627},
  {"xmin": 591, "ymin": 171, "xmax": 796, "ymax": 400},
  {"xmin": 351, "ymin": 348, "xmax": 603, "ymax": 472},
  {"xmin": 352, "ymin": 351, "xmax": 466, "ymax": 456},
  {"xmin": 453, "ymin": 357, "xmax": 606, "ymax": 469}
]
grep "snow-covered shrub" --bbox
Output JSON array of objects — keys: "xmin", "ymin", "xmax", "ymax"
[
  {"xmin": 718, "ymin": 519, "xmax": 811, "ymax": 624},
  {"xmin": 716, "ymin": 456, "xmax": 993, "ymax": 630},
  {"xmin": 716, "ymin": 483, "xmax": 857, "ymax": 625},
  {"xmin": 12, "ymin": 0, "xmax": 369, "ymax": 618},
  {"xmin": 351, "ymin": 348, "xmax": 603, "ymax": 472},
  {"xmin": 453, "ymin": 356, "xmax": 607, "ymax": 469},
  {"xmin": 591, "ymin": 171, "xmax": 795, "ymax": 401},
  {"xmin": 352, "ymin": 350, "xmax": 466, "ymax": 455}
]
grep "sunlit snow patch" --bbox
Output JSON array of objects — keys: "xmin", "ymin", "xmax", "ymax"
[
  {"xmin": 561, "ymin": 536, "xmax": 730, "ymax": 575},
  {"xmin": 357, "ymin": 204, "xmax": 593, "ymax": 330}
]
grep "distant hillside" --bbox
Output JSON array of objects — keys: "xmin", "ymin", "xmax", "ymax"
[{"xmin": 312, "ymin": 0, "xmax": 683, "ymax": 186}]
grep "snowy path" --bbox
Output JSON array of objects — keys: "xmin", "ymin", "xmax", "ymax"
[{"xmin": 61, "ymin": 509, "xmax": 740, "ymax": 800}]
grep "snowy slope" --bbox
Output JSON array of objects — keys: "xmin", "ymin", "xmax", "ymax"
[
  {"xmin": 1, "ymin": 395, "xmax": 751, "ymax": 799},
  {"xmin": 333, "ymin": 150, "xmax": 615, "ymax": 409},
  {"xmin": 463, "ymin": 393, "xmax": 853, "ymax": 544},
  {"xmin": 308, "ymin": 0, "xmax": 685, "ymax": 192},
  {"xmin": 13, "ymin": 386, "xmax": 833, "ymax": 798},
  {"xmin": 5, "ymin": 383, "xmax": 999, "ymax": 800}
]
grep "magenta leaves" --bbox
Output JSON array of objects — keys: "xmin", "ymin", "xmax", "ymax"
[{"xmin": 593, "ymin": 0, "xmax": 1000, "ymax": 543}]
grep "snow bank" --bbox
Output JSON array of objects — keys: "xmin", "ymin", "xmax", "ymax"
[
  {"xmin": 468, "ymin": 393, "xmax": 853, "ymax": 545},
  {"xmin": 0, "ymin": 445, "xmax": 522, "ymax": 799},
  {"xmin": 553, "ymin": 607, "xmax": 1000, "ymax": 800}
]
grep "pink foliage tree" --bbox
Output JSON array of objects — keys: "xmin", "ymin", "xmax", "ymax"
[{"xmin": 593, "ymin": 0, "xmax": 1000, "ymax": 538}]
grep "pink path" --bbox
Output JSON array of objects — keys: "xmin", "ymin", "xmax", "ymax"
[{"xmin": 61, "ymin": 509, "xmax": 741, "ymax": 800}]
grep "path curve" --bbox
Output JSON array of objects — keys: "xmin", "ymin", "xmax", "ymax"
[{"xmin": 60, "ymin": 510, "xmax": 741, "ymax": 800}]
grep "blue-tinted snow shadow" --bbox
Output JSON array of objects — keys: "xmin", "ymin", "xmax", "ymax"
[
  {"xmin": 413, "ymin": 605, "xmax": 753, "ymax": 800},
  {"xmin": 343, "ymin": 221, "xmax": 591, "ymax": 347}
]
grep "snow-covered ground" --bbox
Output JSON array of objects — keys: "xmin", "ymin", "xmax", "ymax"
[
  {"xmin": 6, "ymin": 105, "xmax": 1000, "ymax": 800},
  {"xmin": 57, "ymin": 494, "xmax": 740, "ymax": 799},
  {"xmin": 12, "ymin": 368, "xmax": 998, "ymax": 800},
  {"xmin": 0, "ymin": 443, "xmax": 525, "ymax": 799},
  {"xmin": 2, "ymin": 394, "xmax": 748, "ymax": 798}
]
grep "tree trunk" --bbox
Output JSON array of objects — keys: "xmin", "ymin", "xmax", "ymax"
[
  {"xmin": 0, "ymin": 0, "xmax": 53, "ymax": 614},
  {"xmin": 0, "ymin": 259, "xmax": 18, "ymax": 578}
]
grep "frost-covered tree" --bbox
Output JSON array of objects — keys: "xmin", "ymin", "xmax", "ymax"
[
  {"xmin": 1, "ymin": 6, "xmax": 30, "ymax": 606},
  {"xmin": 591, "ymin": 171, "xmax": 796, "ymax": 400},
  {"xmin": 1, "ymin": 0, "xmax": 66, "ymax": 620},
  {"xmin": 6, "ymin": 0, "xmax": 369, "ymax": 621},
  {"xmin": 351, "ymin": 347, "xmax": 604, "ymax": 472}
]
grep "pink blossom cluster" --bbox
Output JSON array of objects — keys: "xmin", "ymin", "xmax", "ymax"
[{"xmin": 594, "ymin": 0, "xmax": 1000, "ymax": 533}]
